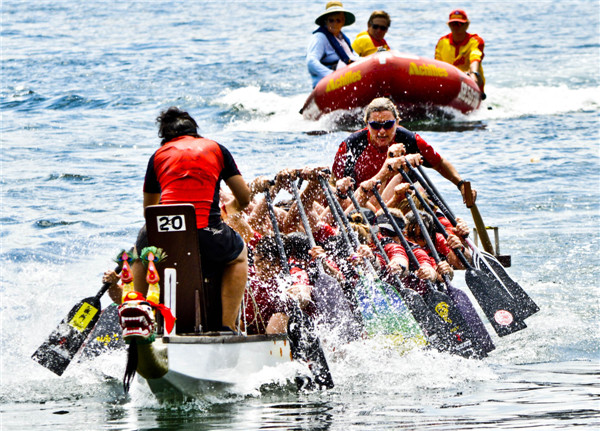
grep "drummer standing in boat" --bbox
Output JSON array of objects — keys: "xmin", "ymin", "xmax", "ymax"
[
  {"xmin": 306, "ymin": 1, "xmax": 359, "ymax": 88},
  {"xmin": 138, "ymin": 107, "xmax": 252, "ymax": 333}
]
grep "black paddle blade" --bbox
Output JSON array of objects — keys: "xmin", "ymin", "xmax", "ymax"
[
  {"xmin": 391, "ymin": 281, "xmax": 459, "ymax": 354},
  {"xmin": 423, "ymin": 288, "xmax": 488, "ymax": 359},
  {"xmin": 476, "ymin": 251, "xmax": 540, "ymax": 320},
  {"xmin": 287, "ymin": 307, "xmax": 334, "ymax": 390},
  {"xmin": 32, "ymin": 296, "xmax": 102, "ymax": 376},
  {"xmin": 312, "ymin": 271, "xmax": 362, "ymax": 344},
  {"xmin": 79, "ymin": 304, "xmax": 125, "ymax": 361},
  {"xmin": 465, "ymin": 269, "xmax": 527, "ymax": 337},
  {"xmin": 445, "ymin": 284, "xmax": 495, "ymax": 355}
]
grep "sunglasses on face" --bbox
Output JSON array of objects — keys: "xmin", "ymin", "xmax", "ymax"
[
  {"xmin": 327, "ymin": 18, "xmax": 343, "ymax": 23},
  {"xmin": 368, "ymin": 119, "xmax": 396, "ymax": 130},
  {"xmin": 449, "ymin": 22, "xmax": 466, "ymax": 27},
  {"xmin": 371, "ymin": 24, "xmax": 388, "ymax": 31}
]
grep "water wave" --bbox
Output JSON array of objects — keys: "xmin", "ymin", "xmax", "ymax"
[{"xmin": 214, "ymin": 84, "xmax": 600, "ymax": 134}]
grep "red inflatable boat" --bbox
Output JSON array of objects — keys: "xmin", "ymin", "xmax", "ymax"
[{"xmin": 301, "ymin": 50, "xmax": 482, "ymax": 121}]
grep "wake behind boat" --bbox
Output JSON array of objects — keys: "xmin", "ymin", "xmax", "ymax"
[{"xmin": 301, "ymin": 50, "xmax": 483, "ymax": 121}]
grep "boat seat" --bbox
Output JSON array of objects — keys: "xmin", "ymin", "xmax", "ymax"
[{"xmin": 144, "ymin": 204, "xmax": 222, "ymax": 334}]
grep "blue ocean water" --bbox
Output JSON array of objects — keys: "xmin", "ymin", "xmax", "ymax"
[{"xmin": 1, "ymin": 0, "xmax": 599, "ymax": 429}]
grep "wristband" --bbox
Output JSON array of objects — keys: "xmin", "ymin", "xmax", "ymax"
[{"xmin": 456, "ymin": 180, "xmax": 466, "ymax": 190}]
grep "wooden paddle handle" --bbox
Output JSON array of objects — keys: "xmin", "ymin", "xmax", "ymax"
[
  {"xmin": 464, "ymin": 181, "xmax": 475, "ymax": 208},
  {"xmin": 470, "ymin": 203, "xmax": 496, "ymax": 255}
]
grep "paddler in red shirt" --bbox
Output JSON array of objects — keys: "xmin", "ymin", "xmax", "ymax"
[{"xmin": 332, "ymin": 97, "xmax": 477, "ymax": 206}]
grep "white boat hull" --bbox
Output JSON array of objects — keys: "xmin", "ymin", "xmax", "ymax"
[{"xmin": 141, "ymin": 334, "xmax": 292, "ymax": 399}]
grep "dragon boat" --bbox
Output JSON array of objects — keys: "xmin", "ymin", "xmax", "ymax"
[
  {"xmin": 117, "ymin": 204, "xmax": 332, "ymax": 401},
  {"xmin": 301, "ymin": 50, "xmax": 483, "ymax": 121}
]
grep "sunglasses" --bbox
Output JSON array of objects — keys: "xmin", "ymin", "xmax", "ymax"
[
  {"xmin": 371, "ymin": 24, "xmax": 388, "ymax": 31},
  {"xmin": 327, "ymin": 18, "xmax": 343, "ymax": 23},
  {"xmin": 368, "ymin": 119, "xmax": 396, "ymax": 130}
]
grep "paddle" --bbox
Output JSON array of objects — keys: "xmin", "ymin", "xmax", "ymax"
[
  {"xmin": 472, "ymin": 248, "xmax": 539, "ymax": 318},
  {"xmin": 388, "ymin": 181, "xmax": 495, "ymax": 354},
  {"xmin": 401, "ymin": 166, "xmax": 527, "ymax": 336},
  {"xmin": 412, "ymin": 164, "xmax": 539, "ymax": 320},
  {"xmin": 345, "ymin": 188, "xmax": 461, "ymax": 351},
  {"xmin": 263, "ymin": 187, "xmax": 334, "ymax": 390},
  {"xmin": 318, "ymin": 178, "xmax": 428, "ymax": 345},
  {"xmin": 32, "ymin": 265, "xmax": 121, "ymax": 376},
  {"xmin": 315, "ymin": 174, "xmax": 365, "ymax": 327},
  {"xmin": 371, "ymin": 185, "xmax": 492, "ymax": 358},
  {"xmin": 288, "ymin": 175, "xmax": 360, "ymax": 343}
]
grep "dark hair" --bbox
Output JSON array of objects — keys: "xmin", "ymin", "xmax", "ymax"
[
  {"xmin": 348, "ymin": 208, "xmax": 376, "ymax": 225},
  {"xmin": 405, "ymin": 211, "xmax": 436, "ymax": 243},
  {"xmin": 283, "ymin": 232, "xmax": 311, "ymax": 261},
  {"xmin": 156, "ymin": 107, "xmax": 200, "ymax": 145},
  {"xmin": 376, "ymin": 212, "xmax": 406, "ymax": 236}
]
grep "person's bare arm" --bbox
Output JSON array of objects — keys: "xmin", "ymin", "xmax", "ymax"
[
  {"xmin": 143, "ymin": 192, "xmax": 160, "ymax": 209},
  {"xmin": 225, "ymin": 174, "xmax": 251, "ymax": 212},
  {"xmin": 433, "ymin": 158, "xmax": 477, "ymax": 204}
]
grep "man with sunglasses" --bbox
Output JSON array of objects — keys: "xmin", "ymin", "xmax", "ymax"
[
  {"xmin": 435, "ymin": 9, "xmax": 485, "ymax": 93},
  {"xmin": 307, "ymin": 1, "xmax": 358, "ymax": 88},
  {"xmin": 352, "ymin": 10, "xmax": 391, "ymax": 57},
  {"xmin": 332, "ymin": 97, "xmax": 476, "ymax": 204}
]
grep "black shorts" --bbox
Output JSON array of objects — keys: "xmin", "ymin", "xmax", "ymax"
[{"xmin": 197, "ymin": 222, "xmax": 245, "ymax": 266}]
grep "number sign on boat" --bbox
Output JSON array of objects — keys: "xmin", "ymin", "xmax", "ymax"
[{"xmin": 157, "ymin": 215, "xmax": 186, "ymax": 232}]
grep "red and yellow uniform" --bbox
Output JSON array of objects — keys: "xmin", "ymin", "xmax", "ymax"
[
  {"xmin": 351, "ymin": 31, "xmax": 389, "ymax": 57},
  {"xmin": 435, "ymin": 33, "xmax": 485, "ymax": 90}
]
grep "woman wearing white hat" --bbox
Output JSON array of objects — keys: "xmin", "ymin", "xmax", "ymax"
[{"xmin": 306, "ymin": 1, "xmax": 359, "ymax": 88}]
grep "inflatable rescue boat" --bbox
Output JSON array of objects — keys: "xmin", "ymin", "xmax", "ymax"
[{"xmin": 301, "ymin": 50, "xmax": 483, "ymax": 121}]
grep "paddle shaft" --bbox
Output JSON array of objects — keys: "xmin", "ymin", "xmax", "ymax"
[
  {"xmin": 403, "ymin": 168, "xmax": 527, "ymax": 335},
  {"xmin": 412, "ymin": 165, "xmax": 496, "ymax": 254},
  {"xmin": 263, "ymin": 189, "xmax": 290, "ymax": 272},
  {"xmin": 263, "ymin": 187, "xmax": 334, "ymax": 389},
  {"xmin": 469, "ymin": 203, "xmax": 496, "ymax": 255},
  {"xmin": 316, "ymin": 175, "xmax": 353, "ymax": 255},
  {"xmin": 414, "ymin": 165, "xmax": 455, "ymax": 221},
  {"xmin": 372, "ymin": 186, "xmax": 490, "ymax": 357}
]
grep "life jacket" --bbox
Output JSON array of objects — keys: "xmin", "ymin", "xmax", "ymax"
[
  {"xmin": 341, "ymin": 127, "xmax": 423, "ymax": 180},
  {"xmin": 314, "ymin": 26, "xmax": 354, "ymax": 69}
]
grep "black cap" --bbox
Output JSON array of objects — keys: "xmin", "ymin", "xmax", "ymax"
[{"xmin": 376, "ymin": 213, "xmax": 405, "ymax": 236}]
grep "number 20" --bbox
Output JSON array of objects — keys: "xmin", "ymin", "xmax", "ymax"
[{"xmin": 157, "ymin": 215, "xmax": 186, "ymax": 232}]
